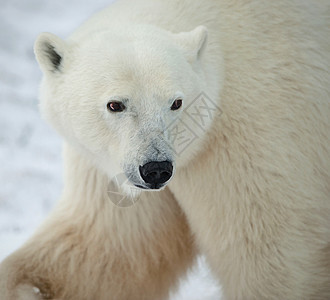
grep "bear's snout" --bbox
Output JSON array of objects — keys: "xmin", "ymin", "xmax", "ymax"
[{"xmin": 139, "ymin": 161, "xmax": 173, "ymax": 189}]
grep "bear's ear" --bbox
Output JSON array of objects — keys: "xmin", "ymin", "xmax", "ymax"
[
  {"xmin": 34, "ymin": 32, "xmax": 69, "ymax": 74},
  {"xmin": 174, "ymin": 26, "xmax": 208, "ymax": 63}
]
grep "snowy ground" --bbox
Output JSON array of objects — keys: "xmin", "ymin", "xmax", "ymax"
[{"xmin": 0, "ymin": 1, "xmax": 221, "ymax": 299}]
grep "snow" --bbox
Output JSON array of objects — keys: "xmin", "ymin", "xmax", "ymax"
[{"xmin": 0, "ymin": 1, "xmax": 222, "ymax": 299}]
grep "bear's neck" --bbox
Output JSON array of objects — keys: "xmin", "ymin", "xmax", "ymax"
[{"xmin": 55, "ymin": 143, "xmax": 110, "ymax": 219}]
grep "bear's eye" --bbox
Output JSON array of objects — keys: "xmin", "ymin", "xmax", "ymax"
[
  {"xmin": 107, "ymin": 101, "xmax": 126, "ymax": 112},
  {"xmin": 171, "ymin": 99, "xmax": 183, "ymax": 111}
]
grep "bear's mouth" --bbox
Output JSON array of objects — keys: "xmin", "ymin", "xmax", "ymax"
[
  {"xmin": 134, "ymin": 184, "xmax": 148, "ymax": 190},
  {"xmin": 134, "ymin": 183, "xmax": 166, "ymax": 190}
]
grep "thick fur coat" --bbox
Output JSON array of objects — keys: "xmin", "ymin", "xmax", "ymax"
[{"xmin": 0, "ymin": 1, "xmax": 329, "ymax": 299}]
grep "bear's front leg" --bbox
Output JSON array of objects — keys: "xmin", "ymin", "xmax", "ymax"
[
  {"xmin": 0, "ymin": 191, "xmax": 194, "ymax": 300},
  {"xmin": 0, "ymin": 147, "xmax": 195, "ymax": 300},
  {"xmin": 170, "ymin": 141, "xmax": 330, "ymax": 300}
]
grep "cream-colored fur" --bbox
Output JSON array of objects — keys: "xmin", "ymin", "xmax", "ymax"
[
  {"xmin": 1, "ymin": 0, "xmax": 329, "ymax": 299},
  {"xmin": 0, "ymin": 145, "xmax": 195, "ymax": 300}
]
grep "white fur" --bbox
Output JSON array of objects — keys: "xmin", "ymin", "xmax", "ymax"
[{"xmin": 1, "ymin": 0, "xmax": 329, "ymax": 299}]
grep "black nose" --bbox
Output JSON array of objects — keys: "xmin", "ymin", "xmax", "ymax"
[{"xmin": 139, "ymin": 161, "xmax": 173, "ymax": 187}]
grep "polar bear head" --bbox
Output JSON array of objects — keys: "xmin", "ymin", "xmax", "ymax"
[{"xmin": 35, "ymin": 25, "xmax": 220, "ymax": 193}]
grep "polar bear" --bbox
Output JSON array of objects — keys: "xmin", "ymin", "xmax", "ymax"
[{"xmin": 1, "ymin": 0, "xmax": 329, "ymax": 299}]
